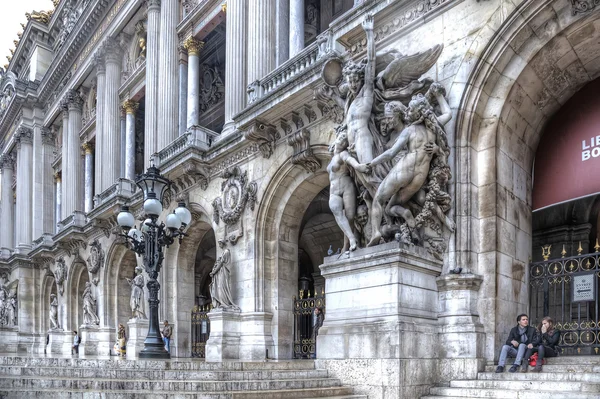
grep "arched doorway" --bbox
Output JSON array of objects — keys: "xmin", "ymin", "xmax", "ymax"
[{"xmin": 68, "ymin": 260, "xmax": 89, "ymax": 330}]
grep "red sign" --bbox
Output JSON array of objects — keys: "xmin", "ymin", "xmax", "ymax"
[{"xmin": 533, "ymin": 79, "xmax": 600, "ymax": 211}]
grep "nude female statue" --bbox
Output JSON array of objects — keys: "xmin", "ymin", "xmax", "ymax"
[{"xmin": 327, "ymin": 129, "xmax": 371, "ymax": 251}]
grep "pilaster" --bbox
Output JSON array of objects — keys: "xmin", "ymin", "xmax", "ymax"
[
  {"xmin": 0, "ymin": 154, "xmax": 16, "ymax": 254},
  {"xmin": 15, "ymin": 126, "xmax": 34, "ymax": 252},
  {"xmin": 94, "ymin": 49, "xmax": 106, "ymax": 193},
  {"xmin": 66, "ymin": 90, "xmax": 84, "ymax": 215},
  {"xmin": 144, "ymin": 0, "xmax": 161, "ymax": 168}
]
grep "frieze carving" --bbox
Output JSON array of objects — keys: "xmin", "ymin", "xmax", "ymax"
[
  {"xmin": 0, "ymin": 274, "xmax": 18, "ymax": 327},
  {"xmin": 86, "ymin": 239, "xmax": 105, "ymax": 275},
  {"xmin": 572, "ymin": 0, "xmax": 600, "ymax": 14},
  {"xmin": 54, "ymin": 258, "xmax": 67, "ymax": 296},
  {"xmin": 209, "ymin": 142, "xmax": 261, "ymax": 177},
  {"xmin": 287, "ymin": 128, "xmax": 321, "ymax": 173},
  {"xmin": 212, "ymin": 167, "xmax": 257, "ymax": 247},
  {"xmin": 242, "ymin": 120, "xmax": 279, "ymax": 159},
  {"xmin": 320, "ymin": 14, "xmax": 454, "ymax": 260},
  {"xmin": 199, "ymin": 64, "xmax": 224, "ymax": 113}
]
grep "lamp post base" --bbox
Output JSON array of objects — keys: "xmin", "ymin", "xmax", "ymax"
[{"xmin": 138, "ymin": 341, "xmax": 171, "ymax": 359}]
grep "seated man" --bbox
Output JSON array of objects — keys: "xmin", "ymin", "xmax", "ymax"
[{"xmin": 496, "ymin": 313, "xmax": 536, "ymax": 373}]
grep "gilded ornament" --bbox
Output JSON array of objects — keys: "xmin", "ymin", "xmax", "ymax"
[
  {"xmin": 183, "ymin": 37, "xmax": 204, "ymax": 56},
  {"xmin": 221, "ymin": 2, "xmax": 227, "ymax": 13},
  {"xmin": 25, "ymin": 10, "xmax": 53, "ymax": 25},
  {"xmin": 82, "ymin": 142, "xmax": 93, "ymax": 154},
  {"xmin": 122, "ymin": 99, "xmax": 139, "ymax": 115}
]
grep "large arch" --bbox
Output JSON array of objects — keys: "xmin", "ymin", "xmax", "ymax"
[
  {"xmin": 66, "ymin": 259, "xmax": 89, "ymax": 330},
  {"xmin": 103, "ymin": 242, "xmax": 140, "ymax": 330},
  {"xmin": 454, "ymin": 0, "xmax": 600, "ymax": 359},
  {"xmin": 255, "ymin": 145, "xmax": 333, "ymax": 358}
]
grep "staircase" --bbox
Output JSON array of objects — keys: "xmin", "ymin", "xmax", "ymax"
[
  {"xmin": 0, "ymin": 355, "xmax": 366, "ymax": 399},
  {"xmin": 423, "ymin": 356, "xmax": 600, "ymax": 398}
]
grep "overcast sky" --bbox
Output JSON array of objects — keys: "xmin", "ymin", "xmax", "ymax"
[{"xmin": 1, "ymin": 1, "xmax": 54, "ymax": 69}]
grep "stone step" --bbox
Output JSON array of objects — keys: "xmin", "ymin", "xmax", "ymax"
[
  {"xmin": 0, "ymin": 386, "xmax": 357, "ymax": 399},
  {"xmin": 427, "ymin": 387, "xmax": 600, "ymax": 398},
  {"xmin": 0, "ymin": 356, "xmax": 317, "ymax": 371},
  {"xmin": 0, "ymin": 365, "xmax": 330, "ymax": 380},
  {"xmin": 478, "ymin": 371, "xmax": 600, "ymax": 383},
  {"xmin": 450, "ymin": 379, "xmax": 600, "ymax": 392},
  {"xmin": 0, "ymin": 376, "xmax": 343, "ymax": 391},
  {"xmin": 484, "ymin": 364, "xmax": 600, "ymax": 373},
  {"xmin": 486, "ymin": 356, "xmax": 600, "ymax": 366}
]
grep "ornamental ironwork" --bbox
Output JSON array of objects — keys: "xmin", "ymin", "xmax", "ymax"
[
  {"xmin": 292, "ymin": 288, "xmax": 325, "ymax": 359},
  {"xmin": 191, "ymin": 304, "xmax": 211, "ymax": 358}
]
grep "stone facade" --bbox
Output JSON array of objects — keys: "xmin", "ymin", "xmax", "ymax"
[{"xmin": 0, "ymin": 0, "xmax": 599, "ymax": 397}]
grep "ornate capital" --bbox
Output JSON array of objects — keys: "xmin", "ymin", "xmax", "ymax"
[
  {"xmin": 242, "ymin": 119, "xmax": 278, "ymax": 159},
  {"xmin": 82, "ymin": 141, "xmax": 93, "ymax": 154},
  {"xmin": 93, "ymin": 49, "xmax": 106, "ymax": 74},
  {"xmin": 103, "ymin": 37, "xmax": 123, "ymax": 63},
  {"xmin": 183, "ymin": 37, "xmax": 204, "ymax": 56},
  {"xmin": 146, "ymin": 0, "xmax": 161, "ymax": 11},
  {"xmin": 122, "ymin": 99, "xmax": 139, "ymax": 115},
  {"xmin": 15, "ymin": 126, "xmax": 33, "ymax": 145},
  {"xmin": 0, "ymin": 154, "xmax": 15, "ymax": 170},
  {"xmin": 64, "ymin": 89, "xmax": 84, "ymax": 111},
  {"xmin": 41, "ymin": 126, "xmax": 56, "ymax": 146},
  {"xmin": 54, "ymin": 171, "xmax": 61, "ymax": 181}
]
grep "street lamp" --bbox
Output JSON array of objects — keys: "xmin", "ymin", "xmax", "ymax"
[{"xmin": 116, "ymin": 165, "xmax": 192, "ymax": 359}]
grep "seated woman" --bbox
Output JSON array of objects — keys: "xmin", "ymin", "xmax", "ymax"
[{"xmin": 523, "ymin": 316, "xmax": 560, "ymax": 372}]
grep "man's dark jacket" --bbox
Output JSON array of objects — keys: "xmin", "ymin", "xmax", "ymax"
[{"xmin": 505, "ymin": 325, "xmax": 536, "ymax": 345}]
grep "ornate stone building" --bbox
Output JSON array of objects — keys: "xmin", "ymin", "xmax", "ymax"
[{"xmin": 1, "ymin": 0, "xmax": 600, "ymax": 397}]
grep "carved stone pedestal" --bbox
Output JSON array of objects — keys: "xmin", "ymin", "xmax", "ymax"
[
  {"xmin": 239, "ymin": 312, "xmax": 274, "ymax": 360},
  {"xmin": 126, "ymin": 319, "xmax": 149, "ymax": 359},
  {"xmin": 47, "ymin": 329, "xmax": 71, "ymax": 355},
  {"xmin": 0, "ymin": 327, "xmax": 19, "ymax": 352},
  {"xmin": 79, "ymin": 326, "xmax": 114, "ymax": 356},
  {"xmin": 316, "ymin": 242, "xmax": 443, "ymax": 399},
  {"xmin": 437, "ymin": 273, "xmax": 486, "ymax": 381},
  {"xmin": 205, "ymin": 309, "xmax": 241, "ymax": 362}
]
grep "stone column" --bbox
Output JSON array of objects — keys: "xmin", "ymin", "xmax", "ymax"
[
  {"xmin": 247, "ymin": 0, "xmax": 276, "ymax": 83},
  {"xmin": 0, "ymin": 154, "xmax": 15, "ymax": 254},
  {"xmin": 178, "ymin": 44, "xmax": 188, "ymax": 136},
  {"xmin": 222, "ymin": 0, "xmax": 248, "ymax": 135},
  {"xmin": 35, "ymin": 127, "xmax": 57, "ymax": 237},
  {"xmin": 83, "ymin": 142, "xmax": 94, "ymax": 213},
  {"xmin": 289, "ymin": 0, "xmax": 304, "ymax": 58},
  {"xmin": 54, "ymin": 172, "xmax": 61, "ymax": 232},
  {"xmin": 103, "ymin": 37, "xmax": 123, "ymax": 187},
  {"xmin": 122, "ymin": 100, "xmax": 138, "ymax": 181},
  {"xmin": 157, "ymin": 0, "xmax": 179, "ymax": 151},
  {"xmin": 66, "ymin": 90, "xmax": 84, "ymax": 214},
  {"xmin": 60, "ymin": 103, "xmax": 69, "ymax": 219},
  {"xmin": 120, "ymin": 111, "xmax": 126, "ymax": 177},
  {"xmin": 93, "ymin": 50, "xmax": 106, "ymax": 193},
  {"xmin": 145, "ymin": 0, "xmax": 161, "ymax": 168},
  {"xmin": 184, "ymin": 37, "xmax": 204, "ymax": 129},
  {"xmin": 276, "ymin": 0, "xmax": 289, "ymax": 65},
  {"xmin": 15, "ymin": 126, "xmax": 33, "ymax": 252}
]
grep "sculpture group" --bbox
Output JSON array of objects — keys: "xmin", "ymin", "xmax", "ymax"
[{"xmin": 319, "ymin": 15, "xmax": 454, "ymax": 259}]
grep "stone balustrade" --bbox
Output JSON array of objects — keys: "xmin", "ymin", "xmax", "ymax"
[{"xmin": 156, "ymin": 126, "xmax": 218, "ymax": 166}]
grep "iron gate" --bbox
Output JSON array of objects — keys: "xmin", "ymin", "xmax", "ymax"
[
  {"xmin": 529, "ymin": 243, "xmax": 600, "ymax": 355},
  {"xmin": 191, "ymin": 304, "xmax": 211, "ymax": 358},
  {"xmin": 293, "ymin": 288, "xmax": 325, "ymax": 359}
]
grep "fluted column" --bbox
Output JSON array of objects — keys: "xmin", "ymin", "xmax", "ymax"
[
  {"xmin": 83, "ymin": 142, "xmax": 94, "ymax": 213},
  {"xmin": 94, "ymin": 50, "xmax": 106, "ymax": 193},
  {"xmin": 178, "ymin": 44, "xmax": 188, "ymax": 136},
  {"xmin": 104, "ymin": 37, "xmax": 123, "ymax": 186},
  {"xmin": 54, "ymin": 172, "xmax": 61, "ymax": 233},
  {"xmin": 184, "ymin": 37, "xmax": 204, "ymax": 129},
  {"xmin": 120, "ymin": 110, "xmax": 126, "ymax": 177},
  {"xmin": 60, "ymin": 103, "xmax": 69, "ymax": 221},
  {"xmin": 157, "ymin": 0, "xmax": 179, "ymax": 150},
  {"xmin": 145, "ymin": 0, "xmax": 161, "ymax": 168},
  {"xmin": 289, "ymin": 0, "xmax": 304, "ymax": 58},
  {"xmin": 0, "ymin": 154, "xmax": 15, "ymax": 253},
  {"xmin": 37, "ymin": 127, "xmax": 57, "ymax": 236},
  {"xmin": 66, "ymin": 90, "xmax": 84, "ymax": 214},
  {"xmin": 123, "ymin": 100, "xmax": 138, "ymax": 181},
  {"xmin": 248, "ymin": 0, "xmax": 276, "ymax": 83},
  {"xmin": 15, "ymin": 126, "xmax": 33, "ymax": 251},
  {"xmin": 222, "ymin": 0, "xmax": 248, "ymax": 135}
]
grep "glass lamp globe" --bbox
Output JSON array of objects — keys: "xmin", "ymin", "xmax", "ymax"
[
  {"xmin": 143, "ymin": 192, "xmax": 163, "ymax": 217},
  {"xmin": 128, "ymin": 228, "xmax": 142, "ymax": 242},
  {"xmin": 174, "ymin": 202, "xmax": 192, "ymax": 226},
  {"xmin": 166, "ymin": 212, "xmax": 182, "ymax": 231},
  {"xmin": 117, "ymin": 206, "xmax": 135, "ymax": 229},
  {"xmin": 141, "ymin": 218, "xmax": 152, "ymax": 233}
]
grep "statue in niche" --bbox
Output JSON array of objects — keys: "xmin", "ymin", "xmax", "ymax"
[
  {"xmin": 49, "ymin": 294, "xmax": 59, "ymax": 330},
  {"xmin": 0, "ymin": 278, "xmax": 18, "ymax": 327},
  {"xmin": 126, "ymin": 267, "xmax": 146, "ymax": 320},
  {"xmin": 209, "ymin": 249, "xmax": 239, "ymax": 311},
  {"xmin": 317, "ymin": 14, "xmax": 453, "ymax": 259},
  {"xmin": 82, "ymin": 282, "xmax": 100, "ymax": 326}
]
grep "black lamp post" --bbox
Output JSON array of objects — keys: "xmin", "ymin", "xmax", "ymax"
[{"xmin": 116, "ymin": 165, "xmax": 192, "ymax": 359}]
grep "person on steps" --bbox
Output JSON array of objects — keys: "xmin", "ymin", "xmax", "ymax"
[
  {"xmin": 522, "ymin": 316, "xmax": 560, "ymax": 373},
  {"xmin": 495, "ymin": 313, "xmax": 536, "ymax": 373}
]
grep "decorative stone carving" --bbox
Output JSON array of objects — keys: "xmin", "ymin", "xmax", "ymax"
[
  {"xmin": 183, "ymin": 37, "xmax": 204, "ymax": 56},
  {"xmin": 41, "ymin": 127, "xmax": 57, "ymax": 146},
  {"xmin": 242, "ymin": 119, "xmax": 279, "ymax": 159},
  {"xmin": 0, "ymin": 85, "xmax": 14, "ymax": 118},
  {"xmin": 86, "ymin": 239, "xmax": 105, "ymax": 275},
  {"xmin": 212, "ymin": 167, "xmax": 257, "ymax": 247},
  {"xmin": 287, "ymin": 128, "xmax": 320, "ymax": 173},
  {"xmin": 103, "ymin": 36, "xmax": 124, "ymax": 63},
  {"xmin": 49, "ymin": 294, "xmax": 59, "ymax": 330},
  {"xmin": 199, "ymin": 64, "xmax": 224, "ymax": 113},
  {"xmin": 15, "ymin": 126, "xmax": 33, "ymax": 145},
  {"xmin": 319, "ymin": 14, "xmax": 453, "ymax": 260},
  {"xmin": 0, "ymin": 153, "xmax": 15, "ymax": 170},
  {"xmin": 82, "ymin": 282, "xmax": 100, "ymax": 326},
  {"xmin": 54, "ymin": 258, "xmax": 67, "ymax": 296},
  {"xmin": 209, "ymin": 249, "xmax": 239, "ymax": 310},
  {"xmin": 0, "ymin": 276, "xmax": 18, "ymax": 327},
  {"xmin": 64, "ymin": 89, "xmax": 84, "ymax": 111},
  {"xmin": 126, "ymin": 267, "xmax": 146, "ymax": 320},
  {"xmin": 182, "ymin": 0, "xmax": 199, "ymax": 15},
  {"xmin": 25, "ymin": 10, "xmax": 53, "ymax": 24},
  {"xmin": 572, "ymin": 0, "xmax": 599, "ymax": 14}
]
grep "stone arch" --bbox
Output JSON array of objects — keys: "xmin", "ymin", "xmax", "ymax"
[
  {"xmin": 40, "ymin": 271, "xmax": 57, "ymax": 333},
  {"xmin": 66, "ymin": 259, "xmax": 89, "ymax": 330},
  {"xmin": 255, "ymin": 145, "xmax": 332, "ymax": 358},
  {"xmin": 103, "ymin": 242, "xmax": 140, "ymax": 330},
  {"xmin": 454, "ymin": 0, "xmax": 600, "ymax": 359}
]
